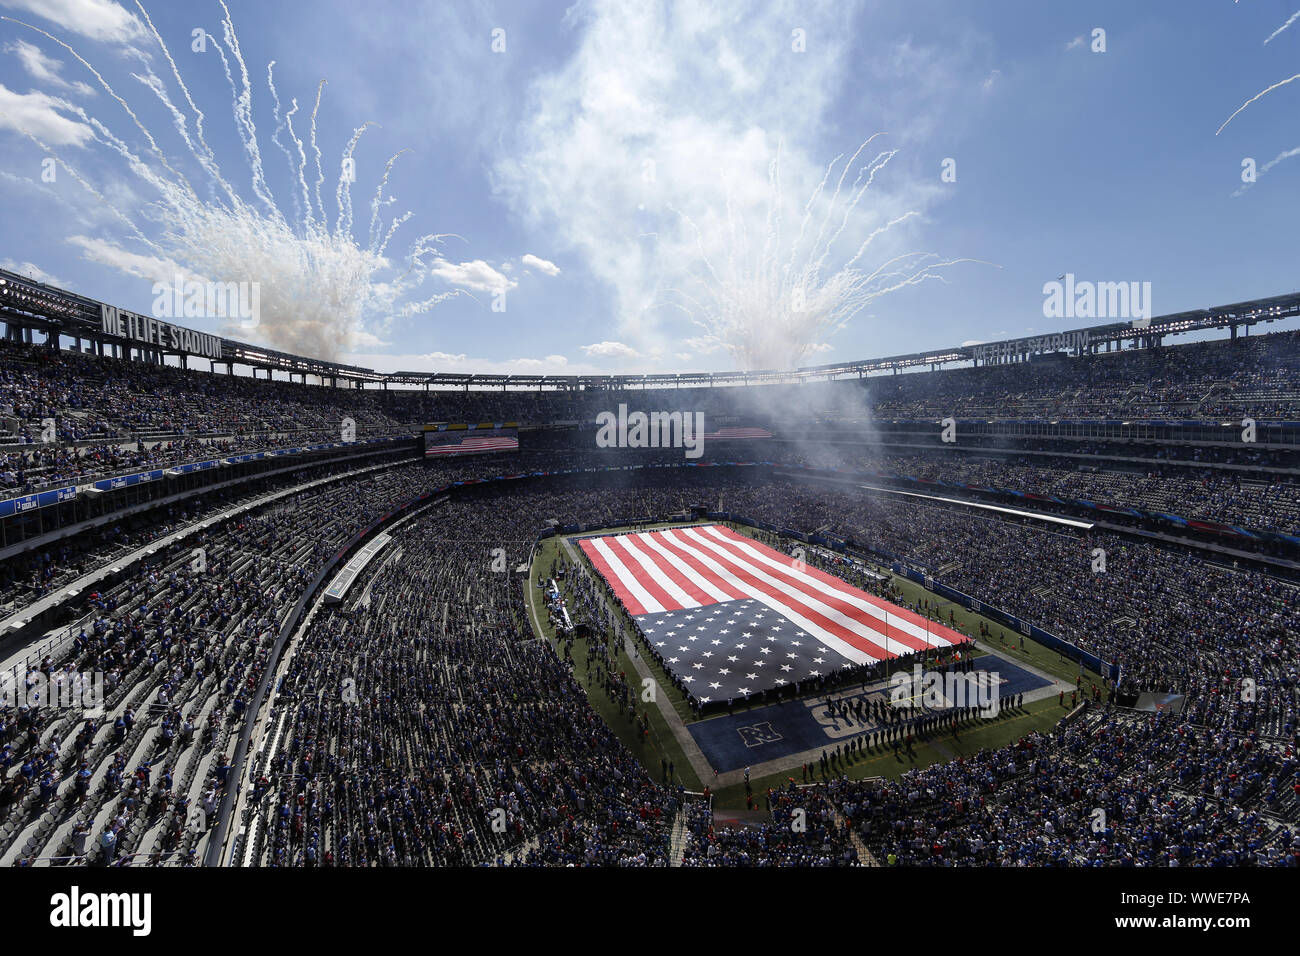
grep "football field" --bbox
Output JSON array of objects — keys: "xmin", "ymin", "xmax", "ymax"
[{"xmin": 580, "ymin": 523, "xmax": 970, "ymax": 704}]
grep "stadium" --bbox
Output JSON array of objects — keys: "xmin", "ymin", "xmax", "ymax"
[
  {"xmin": 1, "ymin": 266, "xmax": 1296, "ymax": 874},
  {"xmin": 0, "ymin": 0, "xmax": 1294, "ymax": 934}
]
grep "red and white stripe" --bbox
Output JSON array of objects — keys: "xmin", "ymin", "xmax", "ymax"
[
  {"xmin": 579, "ymin": 524, "xmax": 968, "ymax": 665},
  {"xmin": 702, "ymin": 427, "xmax": 773, "ymax": 439},
  {"xmin": 425, "ymin": 436, "xmax": 519, "ymax": 455}
]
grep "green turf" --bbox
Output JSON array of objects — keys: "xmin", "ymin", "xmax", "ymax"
[
  {"xmin": 709, "ymin": 696, "xmax": 1070, "ymax": 810},
  {"xmin": 526, "ymin": 520, "xmax": 1103, "ymax": 803},
  {"xmin": 526, "ymin": 535, "xmax": 704, "ymax": 791}
]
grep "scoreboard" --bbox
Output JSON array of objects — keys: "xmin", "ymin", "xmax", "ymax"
[{"xmin": 423, "ymin": 423, "xmax": 519, "ymax": 457}]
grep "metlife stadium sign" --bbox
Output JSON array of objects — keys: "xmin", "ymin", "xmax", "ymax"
[{"xmin": 100, "ymin": 304, "xmax": 223, "ymax": 360}]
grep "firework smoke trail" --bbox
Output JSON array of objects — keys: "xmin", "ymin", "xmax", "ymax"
[
  {"xmin": 1264, "ymin": 11, "xmax": 1300, "ymax": 45},
  {"xmin": 335, "ymin": 122, "xmax": 375, "ymax": 240},
  {"xmin": 0, "ymin": 3, "xmax": 462, "ymax": 361},
  {"xmin": 1218, "ymin": 72, "xmax": 1300, "ymax": 134},
  {"xmin": 1219, "ymin": 10, "xmax": 1300, "ymax": 135},
  {"xmin": 668, "ymin": 139, "xmax": 986, "ymax": 371},
  {"xmin": 369, "ymin": 149, "xmax": 412, "ymax": 253},
  {"xmin": 13, "ymin": 128, "xmax": 156, "ymax": 248},
  {"xmin": 309, "ymin": 80, "xmax": 327, "ymax": 227},
  {"xmin": 133, "ymin": 0, "xmax": 235, "ymax": 207},
  {"xmin": 267, "ymin": 61, "xmax": 303, "ymax": 227},
  {"xmin": 215, "ymin": 1, "xmax": 280, "ymax": 221},
  {"xmin": 281, "ymin": 93, "xmax": 315, "ymax": 229},
  {"xmin": 0, "ymin": 16, "xmax": 196, "ymax": 200}
]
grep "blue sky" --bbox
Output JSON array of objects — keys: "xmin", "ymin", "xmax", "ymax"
[{"xmin": 0, "ymin": 0, "xmax": 1296, "ymax": 375}]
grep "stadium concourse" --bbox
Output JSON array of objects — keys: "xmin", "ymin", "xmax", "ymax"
[{"xmin": 0, "ymin": 322, "xmax": 1297, "ymax": 867}]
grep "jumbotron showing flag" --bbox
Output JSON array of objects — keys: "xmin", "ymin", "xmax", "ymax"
[
  {"xmin": 423, "ymin": 425, "xmax": 519, "ymax": 456},
  {"xmin": 580, "ymin": 524, "xmax": 969, "ymax": 703}
]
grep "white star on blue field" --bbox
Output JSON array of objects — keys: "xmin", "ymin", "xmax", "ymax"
[{"xmin": 639, "ymin": 598, "xmax": 855, "ymax": 703}]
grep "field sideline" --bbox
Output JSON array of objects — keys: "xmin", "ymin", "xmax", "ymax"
[{"xmin": 526, "ymin": 520, "xmax": 1104, "ymax": 810}]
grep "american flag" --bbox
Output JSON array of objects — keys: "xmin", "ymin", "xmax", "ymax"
[
  {"xmin": 702, "ymin": 426, "xmax": 773, "ymax": 440},
  {"xmin": 424, "ymin": 434, "xmax": 519, "ymax": 456},
  {"xmin": 580, "ymin": 524, "xmax": 968, "ymax": 701}
]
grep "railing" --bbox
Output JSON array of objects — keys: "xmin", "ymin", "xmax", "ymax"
[
  {"xmin": 4, "ymin": 624, "xmax": 78, "ymax": 687},
  {"xmin": 204, "ymin": 484, "xmax": 450, "ymax": 866}
]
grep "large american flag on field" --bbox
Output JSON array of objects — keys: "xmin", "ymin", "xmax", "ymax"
[{"xmin": 580, "ymin": 524, "xmax": 969, "ymax": 703}]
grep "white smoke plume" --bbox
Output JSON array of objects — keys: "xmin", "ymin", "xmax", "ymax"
[
  {"xmin": 0, "ymin": 1, "xmax": 466, "ymax": 361},
  {"xmin": 667, "ymin": 138, "xmax": 983, "ymax": 370},
  {"xmin": 495, "ymin": 0, "xmax": 971, "ymax": 372}
]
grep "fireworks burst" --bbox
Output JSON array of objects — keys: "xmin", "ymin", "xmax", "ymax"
[
  {"xmin": 1, "ymin": 0, "xmax": 463, "ymax": 361},
  {"xmin": 666, "ymin": 137, "xmax": 983, "ymax": 371},
  {"xmin": 1218, "ymin": 6, "xmax": 1300, "ymax": 196}
]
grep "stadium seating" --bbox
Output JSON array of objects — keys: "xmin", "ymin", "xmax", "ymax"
[{"xmin": 2, "ymin": 322, "xmax": 1298, "ymax": 868}]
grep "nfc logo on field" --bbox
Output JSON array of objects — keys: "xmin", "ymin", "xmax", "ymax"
[{"xmin": 737, "ymin": 721, "xmax": 783, "ymax": 747}]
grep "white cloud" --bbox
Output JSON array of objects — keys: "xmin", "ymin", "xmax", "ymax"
[
  {"xmin": 426, "ymin": 258, "xmax": 515, "ymax": 293},
  {"xmin": 0, "ymin": 259, "xmax": 64, "ymax": 285},
  {"xmin": 0, "ymin": 0, "xmax": 144, "ymax": 44},
  {"xmin": 1065, "ymin": 35, "xmax": 1085, "ymax": 51},
  {"xmin": 961, "ymin": 339, "xmax": 985, "ymax": 347},
  {"xmin": 350, "ymin": 329, "xmax": 390, "ymax": 349},
  {"xmin": 510, "ymin": 354, "xmax": 569, "ymax": 368},
  {"xmin": 715, "ymin": 36, "xmax": 758, "ymax": 93},
  {"xmin": 4, "ymin": 40, "xmax": 94, "ymax": 95},
  {"xmin": 345, "ymin": 350, "xmax": 594, "ymax": 376},
  {"xmin": 580, "ymin": 340, "xmax": 642, "ymax": 359},
  {"xmin": 67, "ymin": 234, "xmax": 179, "ymax": 280},
  {"xmin": 0, "ymin": 83, "xmax": 93, "ymax": 146},
  {"xmin": 497, "ymin": 2, "xmax": 861, "ymax": 354},
  {"xmin": 496, "ymin": 1, "xmax": 963, "ymax": 370},
  {"xmin": 981, "ymin": 69, "xmax": 1000, "ymax": 93},
  {"xmin": 520, "ymin": 253, "xmax": 561, "ymax": 277},
  {"xmin": 682, "ymin": 335, "xmax": 724, "ymax": 354}
]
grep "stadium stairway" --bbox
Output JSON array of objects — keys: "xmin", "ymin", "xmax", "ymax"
[
  {"xmin": 829, "ymin": 806, "xmax": 878, "ymax": 866},
  {"xmin": 668, "ymin": 809, "xmax": 688, "ymax": 866},
  {"xmin": 848, "ymin": 829, "xmax": 879, "ymax": 866}
]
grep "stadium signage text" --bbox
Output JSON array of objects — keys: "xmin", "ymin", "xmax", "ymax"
[
  {"xmin": 100, "ymin": 303, "xmax": 222, "ymax": 360},
  {"xmin": 595, "ymin": 403, "xmax": 705, "ymax": 459},
  {"xmin": 0, "ymin": 485, "xmax": 76, "ymax": 517},
  {"xmin": 807, "ymin": 696, "xmax": 869, "ymax": 739},
  {"xmin": 970, "ymin": 330, "xmax": 1091, "ymax": 364}
]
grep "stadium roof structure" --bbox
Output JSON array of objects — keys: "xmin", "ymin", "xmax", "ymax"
[{"xmin": 2, "ymin": 265, "xmax": 1298, "ymax": 389}]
